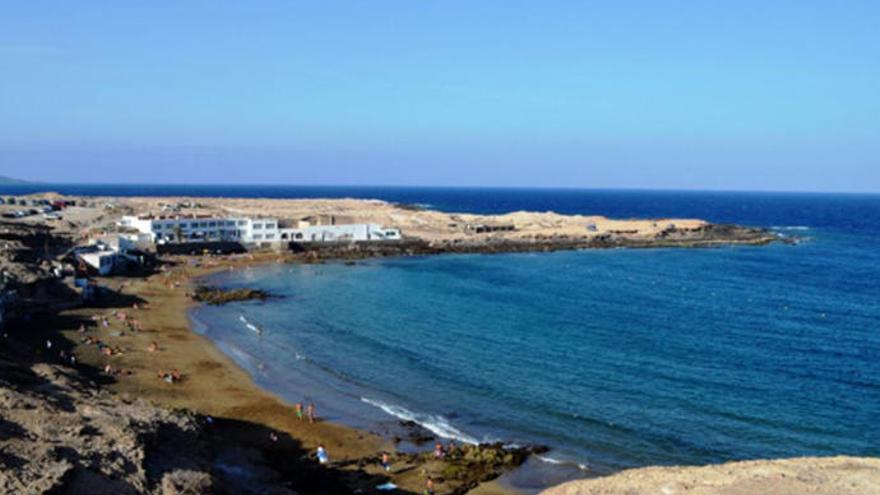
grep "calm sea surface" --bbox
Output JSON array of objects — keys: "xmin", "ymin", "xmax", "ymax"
[{"xmin": 6, "ymin": 185, "xmax": 879, "ymax": 488}]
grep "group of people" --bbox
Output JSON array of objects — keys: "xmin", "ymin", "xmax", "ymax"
[
  {"xmin": 433, "ymin": 440, "xmax": 457, "ymax": 459},
  {"xmin": 293, "ymin": 401, "xmax": 317, "ymax": 423},
  {"xmin": 156, "ymin": 368, "xmax": 182, "ymax": 384}
]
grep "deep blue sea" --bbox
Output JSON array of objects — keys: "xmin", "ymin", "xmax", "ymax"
[{"xmin": 5, "ymin": 185, "xmax": 879, "ymax": 489}]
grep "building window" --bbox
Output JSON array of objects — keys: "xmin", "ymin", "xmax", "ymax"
[
  {"xmin": 253, "ymin": 223, "xmax": 263, "ymax": 229},
  {"xmin": 208, "ymin": 222, "xmax": 216, "ymax": 227},
  {"xmin": 266, "ymin": 234, "xmax": 275, "ymax": 239},
  {"xmin": 265, "ymin": 223, "xmax": 276, "ymax": 229},
  {"xmin": 253, "ymin": 234, "xmax": 263, "ymax": 240},
  {"xmin": 238, "ymin": 220, "xmax": 246, "ymax": 226}
]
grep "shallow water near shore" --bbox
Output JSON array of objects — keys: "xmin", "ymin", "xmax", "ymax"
[{"xmin": 186, "ymin": 190, "xmax": 880, "ymax": 490}]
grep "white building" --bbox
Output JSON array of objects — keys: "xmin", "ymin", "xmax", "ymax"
[
  {"xmin": 78, "ymin": 249, "xmax": 118, "ymax": 276},
  {"xmin": 120, "ymin": 215, "xmax": 279, "ymax": 244},
  {"xmin": 73, "ymin": 234, "xmax": 146, "ymax": 276},
  {"xmin": 120, "ymin": 214, "xmax": 400, "ymax": 246},
  {"xmin": 279, "ymin": 223, "xmax": 400, "ymax": 243}
]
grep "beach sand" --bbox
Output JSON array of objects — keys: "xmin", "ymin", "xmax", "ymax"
[{"xmin": 52, "ymin": 252, "xmax": 516, "ymax": 495}]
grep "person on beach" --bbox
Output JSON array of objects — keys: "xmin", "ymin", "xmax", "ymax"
[
  {"xmin": 147, "ymin": 341, "xmax": 158, "ymax": 352},
  {"xmin": 294, "ymin": 402, "xmax": 304, "ymax": 421},
  {"xmin": 307, "ymin": 403, "xmax": 316, "ymax": 423},
  {"xmin": 316, "ymin": 444, "xmax": 329, "ymax": 464},
  {"xmin": 381, "ymin": 452, "xmax": 391, "ymax": 472},
  {"xmin": 434, "ymin": 442, "xmax": 445, "ymax": 459},
  {"xmin": 424, "ymin": 477, "xmax": 435, "ymax": 495}
]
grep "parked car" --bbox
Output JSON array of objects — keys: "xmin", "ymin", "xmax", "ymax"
[{"xmin": 44, "ymin": 212, "xmax": 62, "ymax": 221}]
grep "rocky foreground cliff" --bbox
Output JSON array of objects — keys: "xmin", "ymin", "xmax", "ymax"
[
  {"xmin": 0, "ymin": 352, "xmax": 298, "ymax": 495},
  {"xmin": 541, "ymin": 456, "xmax": 880, "ymax": 495}
]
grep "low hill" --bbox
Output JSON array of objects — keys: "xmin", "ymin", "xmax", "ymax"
[{"xmin": 0, "ymin": 175, "xmax": 32, "ymax": 185}]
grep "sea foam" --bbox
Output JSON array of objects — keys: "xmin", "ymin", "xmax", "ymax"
[{"xmin": 361, "ymin": 397, "xmax": 480, "ymax": 445}]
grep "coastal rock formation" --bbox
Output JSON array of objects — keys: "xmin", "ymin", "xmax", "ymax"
[
  {"xmin": 541, "ymin": 456, "xmax": 880, "ymax": 495},
  {"xmin": 190, "ymin": 285, "xmax": 272, "ymax": 305},
  {"xmin": 0, "ymin": 355, "xmax": 297, "ymax": 495},
  {"xmin": 0, "ymin": 358, "xmax": 210, "ymax": 494},
  {"xmin": 439, "ymin": 443, "xmax": 539, "ymax": 485}
]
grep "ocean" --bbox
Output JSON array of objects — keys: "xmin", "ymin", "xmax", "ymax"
[{"xmin": 6, "ymin": 185, "xmax": 879, "ymax": 490}]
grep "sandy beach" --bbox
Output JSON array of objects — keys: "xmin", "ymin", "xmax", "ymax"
[{"xmin": 44, "ymin": 251, "xmax": 528, "ymax": 495}]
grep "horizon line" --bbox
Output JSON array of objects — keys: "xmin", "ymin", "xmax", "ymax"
[{"xmin": 1, "ymin": 180, "xmax": 878, "ymax": 196}]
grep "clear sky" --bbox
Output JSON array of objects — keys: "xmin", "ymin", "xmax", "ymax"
[{"xmin": 1, "ymin": 1, "xmax": 878, "ymax": 191}]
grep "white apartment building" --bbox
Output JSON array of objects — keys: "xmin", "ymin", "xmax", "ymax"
[
  {"xmin": 120, "ymin": 215, "xmax": 279, "ymax": 244},
  {"xmin": 120, "ymin": 215, "xmax": 401, "ymax": 246}
]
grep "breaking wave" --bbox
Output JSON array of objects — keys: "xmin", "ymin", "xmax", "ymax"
[
  {"xmin": 360, "ymin": 397, "xmax": 480, "ymax": 445},
  {"xmin": 771, "ymin": 225, "xmax": 810, "ymax": 231},
  {"xmin": 536, "ymin": 454, "xmax": 589, "ymax": 471},
  {"xmin": 238, "ymin": 314, "xmax": 263, "ymax": 335}
]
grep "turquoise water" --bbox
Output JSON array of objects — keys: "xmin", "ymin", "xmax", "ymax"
[{"xmin": 183, "ymin": 190, "xmax": 880, "ymax": 487}]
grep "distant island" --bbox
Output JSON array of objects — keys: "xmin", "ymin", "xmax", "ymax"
[{"xmin": 0, "ymin": 175, "xmax": 32, "ymax": 185}]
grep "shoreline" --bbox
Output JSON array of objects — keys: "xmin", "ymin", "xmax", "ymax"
[
  {"xmin": 44, "ymin": 221, "xmax": 784, "ymax": 493},
  {"xmin": 55, "ymin": 251, "xmax": 544, "ymax": 494},
  {"xmin": 188, "ymin": 261, "xmax": 597, "ymax": 492},
  {"xmin": 0, "ymin": 192, "xmax": 825, "ymax": 494}
]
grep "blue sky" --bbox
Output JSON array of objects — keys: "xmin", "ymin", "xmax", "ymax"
[{"xmin": 1, "ymin": 1, "xmax": 878, "ymax": 191}]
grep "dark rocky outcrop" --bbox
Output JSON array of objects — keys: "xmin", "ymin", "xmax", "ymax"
[
  {"xmin": 190, "ymin": 286, "xmax": 272, "ymax": 305},
  {"xmin": 401, "ymin": 443, "xmax": 549, "ymax": 494},
  {"xmin": 288, "ymin": 223, "xmax": 782, "ymax": 261}
]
